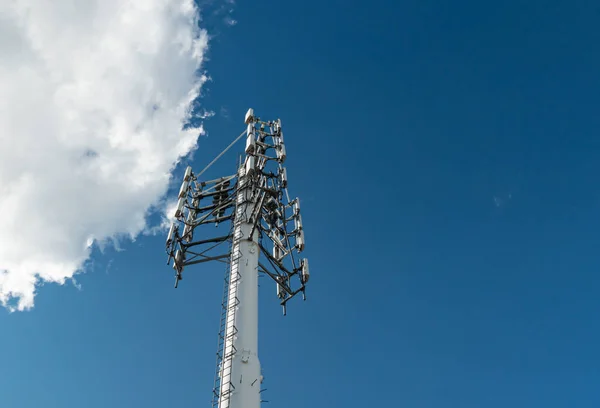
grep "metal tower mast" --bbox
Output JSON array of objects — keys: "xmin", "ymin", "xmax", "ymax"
[{"xmin": 165, "ymin": 109, "xmax": 309, "ymax": 408}]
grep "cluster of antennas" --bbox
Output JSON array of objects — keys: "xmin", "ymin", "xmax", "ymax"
[
  {"xmin": 165, "ymin": 109, "xmax": 309, "ymax": 312},
  {"xmin": 165, "ymin": 167, "xmax": 236, "ymax": 287},
  {"xmin": 240, "ymin": 108, "xmax": 288, "ymax": 184},
  {"xmin": 244, "ymin": 108, "xmax": 309, "ymax": 312}
]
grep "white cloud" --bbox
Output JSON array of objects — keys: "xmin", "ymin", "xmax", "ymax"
[{"xmin": 0, "ymin": 0, "xmax": 210, "ymax": 311}]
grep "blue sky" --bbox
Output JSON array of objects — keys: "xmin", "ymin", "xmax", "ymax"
[{"xmin": 3, "ymin": 1, "xmax": 600, "ymax": 407}]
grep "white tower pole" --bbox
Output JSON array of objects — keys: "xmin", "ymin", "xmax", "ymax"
[
  {"xmin": 167, "ymin": 108, "xmax": 309, "ymax": 408},
  {"xmin": 219, "ymin": 121, "xmax": 261, "ymax": 408}
]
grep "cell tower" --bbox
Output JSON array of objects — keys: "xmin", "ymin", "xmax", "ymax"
[{"xmin": 165, "ymin": 109, "xmax": 309, "ymax": 408}]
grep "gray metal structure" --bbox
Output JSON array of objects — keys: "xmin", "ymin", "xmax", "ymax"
[{"xmin": 165, "ymin": 109, "xmax": 309, "ymax": 408}]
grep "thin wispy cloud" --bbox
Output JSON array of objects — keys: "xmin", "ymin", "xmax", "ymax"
[
  {"xmin": 493, "ymin": 193, "xmax": 513, "ymax": 208},
  {"xmin": 0, "ymin": 0, "xmax": 210, "ymax": 311},
  {"xmin": 220, "ymin": 106, "xmax": 231, "ymax": 119}
]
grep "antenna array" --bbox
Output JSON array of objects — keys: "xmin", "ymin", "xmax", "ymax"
[{"xmin": 165, "ymin": 109, "xmax": 310, "ymax": 408}]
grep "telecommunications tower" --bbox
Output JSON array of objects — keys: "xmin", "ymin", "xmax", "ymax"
[{"xmin": 165, "ymin": 109, "xmax": 310, "ymax": 408}]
